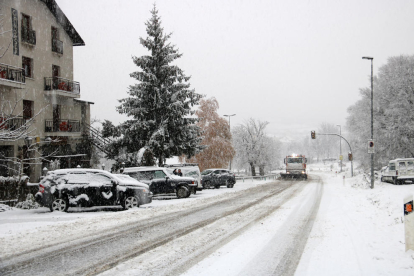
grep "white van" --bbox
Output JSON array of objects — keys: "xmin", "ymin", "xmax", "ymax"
[{"xmin": 381, "ymin": 158, "xmax": 414, "ymax": 184}]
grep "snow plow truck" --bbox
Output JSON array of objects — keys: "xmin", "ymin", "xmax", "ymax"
[{"xmin": 280, "ymin": 154, "xmax": 308, "ymax": 180}]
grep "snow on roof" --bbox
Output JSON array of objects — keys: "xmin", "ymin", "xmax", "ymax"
[{"xmin": 40, "ymin": 0, "xmax": 85, "ymax": 46}]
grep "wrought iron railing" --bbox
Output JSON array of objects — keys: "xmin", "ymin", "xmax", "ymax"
[
  {"xmin": 44, "ymin": 77, "xmax": 80, "ymax": 94},
  {"xmin": 21, "ymin": 26, "xmax": 36, "ymax": 45},
  {"xmin": 45, "ymin": 119, "xmax": 81, "ymax": 132},
  {"xmin": 0, "ymin": 116, "xmax": 27, "ymax": 131},
  {"xmin": 0, "ymin": 63, "xmax": 25, "ymax": 84},
  {"xmin": 52, "ymin": 38, "xmax": 63, "ymax": 54}
]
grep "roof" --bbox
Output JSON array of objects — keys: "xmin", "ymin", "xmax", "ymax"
[
  {"xmin": 123, "ymin": 166, "xmax": 163, "ymax": 173},
  {"xmin": 74, "ymin": 98, "xmax": 95, "ymax": 105},
  {"xmin": 40, "ymin": 0, "xmax": 85, "ymax": 46}
]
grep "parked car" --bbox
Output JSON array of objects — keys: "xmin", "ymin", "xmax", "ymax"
[
  {"xmin": 201, "ymin": 169, "xmax": 236, "ymax": 189},
  {"xmin": 123, "ymin": 166, "xmax": 198, "ymax": 198},
  {"xmin": 381, "ymin": 158, "xmax": 414, "ymax": 184},
  {"xmin": 163, "ymin": 163, "xmax": 202, "ymax": 191},
  {"xmin": 35, "ymin": 169, "xmax": 152, "ymax": 212}
]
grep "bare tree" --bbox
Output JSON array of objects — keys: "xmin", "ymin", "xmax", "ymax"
[
  {"xmin": 232, "ymin": 118, "xmax": 269, "ymax": 176},
  {"xmin": 0, "ymin": 93, "xmax": 45, "ymax": 141}
]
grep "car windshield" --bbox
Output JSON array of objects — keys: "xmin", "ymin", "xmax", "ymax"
[
  {"xmin": 287, "ymin": 158, "xmax": 303, "ymax": 163},
  {"xmin": 201, "ymin": 170, "xmax": 214, "ymax": 175}
]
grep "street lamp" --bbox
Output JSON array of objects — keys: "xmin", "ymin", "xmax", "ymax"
[
  {"xmin": 337, "ymin": 125, "xmax": 342, "ymax": 173},
  {"xmin": 223, "ymin": 114, "xmax": 236, "ymax": 129},
  {"xmin": 223, "ymin": 114, "xmax": 236, "ymax": 171},
  {"xmin": 362, "ymin": 56, "xmax": 374, "ymax": 189}
]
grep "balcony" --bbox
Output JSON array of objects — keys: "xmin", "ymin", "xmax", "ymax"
[
  {"xmin": 44, "ymin": 77, "xmax": 80, "ymax": 98},
  {"xmin": 21, "ymin": 27, "xmax": 36, "ymax": 46},
  {"xmin": 45, "ymin": 119, "xmax": 81, "ymax": 133},
  {"xmin": 0, "ymin": 116, "xmax": 27, "ymax": 131},
  {"xmin": 0, "ymin": 63, "xmax": 26, "ymax": 89},
  {"xmin": 52, "ymin": 38, "xmax": 63, "ymax": 55}
]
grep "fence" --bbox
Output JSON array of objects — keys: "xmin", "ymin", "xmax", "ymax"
[{"xmin": 0, "ymin": 176, "xmax": 38, "ymax": 206}]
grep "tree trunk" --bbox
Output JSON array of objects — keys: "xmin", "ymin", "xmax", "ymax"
[
  {"xmin": 259, "ymin": 166, "xmax": 264, "ymax": 176},
  {"xmin": 250, "ymin": 162, "xmax": 256, "ymax": 176},
  {"xmin": 158, "ymin": 155, "xmax": 164, "ymax": 167}
]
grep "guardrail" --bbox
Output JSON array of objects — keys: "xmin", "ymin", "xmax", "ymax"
[
  {"xmin": 44, "ymin": 77, "xmax": 80, "ymax": 94},
  {"xmin": 45, "ymin": 119, "xmax": 81, "ymax": 132},
  {"xmin": 0, "ymin": 63, "xmax": 25, "ymax": 83},
  {"xmin": 235, "ymin": 174, "xmax": 280, "ymax": 182}
]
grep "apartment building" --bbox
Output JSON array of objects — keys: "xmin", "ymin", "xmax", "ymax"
[{"xmin": 0, "ymin": 0, "xmax": 93, "ymax": 181}]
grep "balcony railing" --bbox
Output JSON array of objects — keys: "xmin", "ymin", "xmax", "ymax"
[
  {"xmin": 0, "ymin": 63, "xmax": 25, "ymax": 84},
  {"xmin": 21, "ymin": 27, "xmax": 36, "ymax": 45},
  {"xmin": 44, "ymin": 77, "xmax": 80, "ymax": 94},
  {"xmin": 0, "ymin": 116, "xmax": 27, "ymax": 131},
  {"xmin": 52, "ymin": 38, "xmax": 63, "ymax": 54},
  {"xmin": 45, "ymin": 119, "xmax": 81, "ymax": 133}
]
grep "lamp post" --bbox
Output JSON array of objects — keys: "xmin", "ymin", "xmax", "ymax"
[
  {"xmin": 362, "ymin": 56, "xmax": 374, "ymax": 189},
  {"xmin": 223, "ymin": 114, "xmax": 236, "ymax": 170},
  {"xmin": 337, "ymin": 125, "xmax": 342, "ymax": 173}
]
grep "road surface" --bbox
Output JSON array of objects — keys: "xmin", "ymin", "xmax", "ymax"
[{"xmin": 0, "ymin": 175, "xmax": 323, "ymax": 276}]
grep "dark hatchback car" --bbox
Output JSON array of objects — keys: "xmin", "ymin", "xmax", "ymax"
[
  {"xmin": 201, "ymin": 169, "xmax": 236, "ymax": 189},
  {"xmin": 35, "ymin": 169, "xmax": 152, "ymax": 212},
  {"xmin": 123, "ymin": 166, "xmax": 198, "ymax": 198}
]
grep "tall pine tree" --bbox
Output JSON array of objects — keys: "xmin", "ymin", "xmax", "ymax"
[{"xmin": 103, "ymin": 5, "xmax": 203, "ymax": 166}]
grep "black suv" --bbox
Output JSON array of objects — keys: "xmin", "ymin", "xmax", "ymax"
[
  {"xmin": 35, "ymin": 169, "xmax": 152, "ymax": 212},
  {"xmin": 201, "ymin": 169, "xmax": 236, "ymax": 189},
  {"xmin": 123, "ymin": 167, "xmax": 198, "ymax": 198}
]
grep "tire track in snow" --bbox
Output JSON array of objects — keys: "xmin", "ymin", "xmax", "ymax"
[
  {"xmin": 237, "ymin": 175, "xmax": 324, "ymax": 276},
  {"xmin": 0, "ymin": 181, "xmax": 294, "ymax": 276}
]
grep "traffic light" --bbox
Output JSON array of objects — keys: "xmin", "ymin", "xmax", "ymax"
[
  {"xmin": 368, "ymin": 140, "xmax": 375, "ymax": 153},
  {"xmin": 348, "ymin": 153, "xmax": 353, "ymax": 161},
  {"xmin": 311, "ymin": 131, "xmax": 316, "ymax": 139}
]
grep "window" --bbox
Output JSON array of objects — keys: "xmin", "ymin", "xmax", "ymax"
[
  {"xmin": 399, "ymin": 162, "xmax": 406, "ymax": 169},
  {"xmin": 23, "ymin": 100, "xmax": 33, "ymax": 119},
  {"xmin": 22, "ymin": 56, "xmax": 33, "ymax": 78},
  {"xmin": 51, "ymin": 26, "xmax": 63, "ymax": 54},
  {"xmin": 21, "ymin": 13, "xmax": 36, "ymax": 45},
  {"xmin": 389, "ymin": 163, "xmax": 396, "ymax": 171},
  {"xmin": 154, "ymin": 170, "xmax": 166, "ymax": 179},
  {"xmin": 52, "ymin": 65, "xmax": 60, "ymax": 78}
]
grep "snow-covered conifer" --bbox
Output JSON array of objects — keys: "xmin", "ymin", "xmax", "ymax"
[{"xmin": 103, "ymin": 5, "xmax": 203, "ymax": 165}]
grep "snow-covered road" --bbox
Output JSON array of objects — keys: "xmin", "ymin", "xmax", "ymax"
[{"xmin": 1, "ymin": 170, "xmax": 414, "ymax": 275}]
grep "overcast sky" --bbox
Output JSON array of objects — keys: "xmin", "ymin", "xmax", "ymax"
[{"xmin": 57, "ymin": 0, "xmax": 414, "ymax": 141}]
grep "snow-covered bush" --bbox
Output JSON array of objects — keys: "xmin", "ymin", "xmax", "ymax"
[
  {"xmin": 0, "ymin": 204, "xmax": 13, "ymax": 212},
  {"xmin": 15, "ymin": 193, "xmax": 39, "ymax": 209}
]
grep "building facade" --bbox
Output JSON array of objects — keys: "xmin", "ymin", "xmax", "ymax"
[{"xmin": 0, "ymin": 0, "xmax": 93, "ymax": 181}]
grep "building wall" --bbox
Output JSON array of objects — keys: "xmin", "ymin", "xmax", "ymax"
[{"xmin": 0, "ymin": 0, "xmax": 91, "ymax": 181}]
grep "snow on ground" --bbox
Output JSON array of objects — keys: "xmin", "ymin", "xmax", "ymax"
[
  {"xmin": 296, "ymin": 170, "xmax": 414, "ymax": 275},
  {"xmin": 2, "ymin": 165, "xmax": 414, "ymax": 275},
  {"xmin": 181, "ymin": 166, "xmax": 414, "ymax": 276},
  {"xmin": 0, "ymin": 177, "xmax": 273, "ymax": 259}
]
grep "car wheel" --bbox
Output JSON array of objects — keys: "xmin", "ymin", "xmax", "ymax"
[
  {"xmin": 393, "ymin": 177, "xmax": 399, "ymax": 185},
  {"xmin": 215, "ymin": 184, "xmax": 220, "ymax": 189},
  {"xmin": 50, "ymin": 197, "xmax": 69, "ymax": 212},
  {"xmin": 123, "ymin": 196, "xmax": 140, "ymax": 210},
  {"xmin": 176, "ymin": 186, "xmax": 189, "ymax": 198},
  {"xmin": 381, "ymin": 176, "xmax": 384, "ymax": 182},
  {"xmin": 203, "ymin": 181, "xmax": 211, "ymax": 189}
]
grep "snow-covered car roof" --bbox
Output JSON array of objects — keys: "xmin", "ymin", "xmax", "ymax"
[
  {"xmin": 41, "ymin": 169, "xmax": 149, "ymax": 189},
  {"xmin": 123, "ymin": 166, "xmax": 161, "ymax": 173}
]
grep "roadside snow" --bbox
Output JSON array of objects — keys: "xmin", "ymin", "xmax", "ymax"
[
  {"xmin": 0, "ymin": 178, "xmax": 273, "ymax": 259},
  {"xmin": 296, "ymin": 171, "xmax": 414, "ymax": 275}
]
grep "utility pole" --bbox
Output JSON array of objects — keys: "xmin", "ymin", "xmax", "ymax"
[
  {"xmin": 224, "ymin": 114, "xmax": 236, "ymax": 170},
  {"xmin": 363, "ymin": 56, "xmax": 374, "ymax": 189},
  {"xmin": 337, "ymin": 125, "xmax": 342, "ymax": 172}
]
